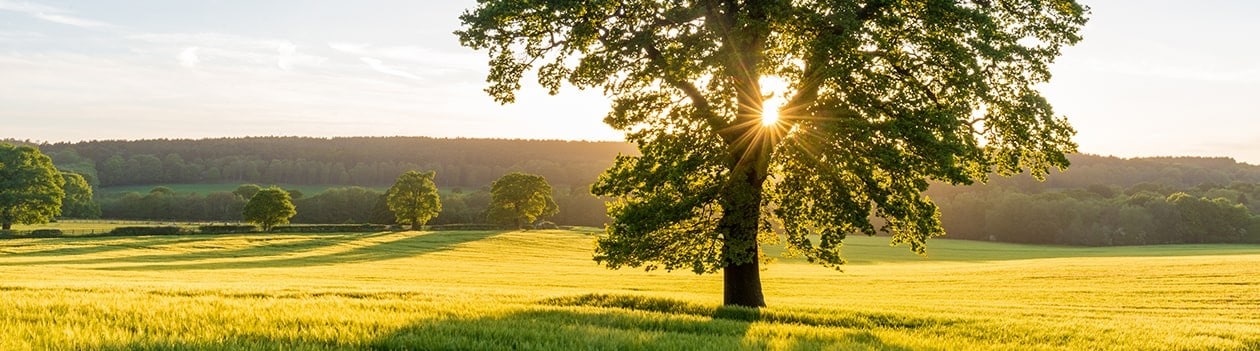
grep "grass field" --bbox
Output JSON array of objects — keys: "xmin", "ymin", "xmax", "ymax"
[{"xmin": 1, "ymin": 229, "xmax": 1257, "ymax": 350}]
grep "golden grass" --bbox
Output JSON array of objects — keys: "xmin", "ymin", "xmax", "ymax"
[{"xmin": 1, "ymin": 229, "xmax": 1257, "ymax": 350}]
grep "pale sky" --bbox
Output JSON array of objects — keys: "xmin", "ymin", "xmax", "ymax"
[{"xmin": 1, "ymin": 1, "xmax": 1258, "ymax": 163}]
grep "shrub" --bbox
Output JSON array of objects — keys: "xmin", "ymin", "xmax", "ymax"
[
  {"xmin": 269, "ymin": 224, "xmax": 387, "ymax": 233},
  {"xmin": 198, "ymin": 225, "xmax": 258, "ymax": 234},
  {"xmin": 108, "ymin": 226, "xmax": 185, "ymax": 236},
  {"xmin": 28, "ymin": 229, "xmax": 64, "ymax": 238},
  {"xmin": 426, "ymin": 223, "xmax": 501, "ymax": 231}
]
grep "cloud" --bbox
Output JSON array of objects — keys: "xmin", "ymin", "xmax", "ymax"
[
  {"xmin": 178, "ymin": 47, "xmax": 199, "ymax": 68},
  {"xmin": 360, "ymin": 57, "xmax": 423, "ymax": 80},
  {"xmin": 0, "ymin": 0, "xmax": 113, "ymax": 28},
  {"xmin": 130, "ymin": 33, "xmax": 327, "ymax": 71},
  {"xmin": 328, "ymin": 42, "xmax": 480, "ymax": 72},
  {"xmin": 32, "ymin": 12, "xmax": 110, "ymax": 28},
  {"xmin": 0, "ymin": 0, "xmax": 57, "ymax": 13}
]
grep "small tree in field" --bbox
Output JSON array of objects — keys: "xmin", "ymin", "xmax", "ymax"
[
  {"xmin": 488, "ymin": 172, "xmax": 558, "ymax": 229},
  {"xmin": 242, "ymin": 187, "xmax": 296, "ymax": 231},
  {"xmin": 387, "ymin": 170, "xmax": 442, "ymax": 230},
  {"xmin": 60, "ymin": 172, "xmax": 101, "ymax": 219},
  {"xmin": 0, "ymin": 143, "xmax": 65, "ymax": 230}
]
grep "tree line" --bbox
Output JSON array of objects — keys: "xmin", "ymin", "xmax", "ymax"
[
  {"xmin": 10, "ymin": 138, "xmax": 1260, "ymax": 245},
  {"xmin": 21, "ymin": 137, "xmax": 634, "ymax": 188},
  {"xmin": 918, "ymin": 155, "xmax": 1260, "ymax": 245},
  {"xmin": 930, "ymin": 182, "xmax": 1260, "ymax": 245},
  {"xmin": 94, "ymin": 178, "xmax": 603, "ymax": 227}
]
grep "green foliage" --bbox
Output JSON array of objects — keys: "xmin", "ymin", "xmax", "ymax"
[
  {"xmin": 387, "ymin": 171, "xmax": 442, "ymax": 230},
  {"xmin": 269, "ymin": 224, "xmax": 388, "ymax": 233},
  {"xmin": 108, "ymin": 226, "xmax": 185, "ymax": 236},
  {"xmin": 242, "ymin": 187, "xmax": 297, "ymax": 231},
  {"xmin": 933, "ymin": 182, "xmax": 1260, "ymax": 246},
  {"xmin": 197, "ymin": 225, "xmax": 258, "ymax": 234},
  {"xmin": 27, "ymin": 229, "xmax": 64, "ymax": 238},
  {"xmin": 488, "ymin": 172, "xmax": 558, "ymax": 229},
  {"xmin": 232, "ymin": 184, "xmax": 262, "ymax": 200},
  {"xmin": 0, "ymin": 143, "xmax": 66, "ymax": 230},
  {"xmin": 291, "ymin": 186, "xmax": 389, "ymax": 224},
  {"xmin": 459, "ymin": 0, "xmax": 1088, "ymax": 305},
  {"xmin": 59, "ymin": 172, "xmax": 101, "ymax": 219},
  {"xmin": 34, "ymin": 137, "xmax": 633, "ymax": 189}
]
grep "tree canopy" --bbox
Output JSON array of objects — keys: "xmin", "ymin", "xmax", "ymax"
[
  {"xmin": 233, "ymin": 184, "xmax": 262, "ymax": 200},
  {"xmin": 242, "ymin": 187, "xmax": 297, "ymax": 231},
  {"xmin": 387, "ymin": 170, "xmax": 443, "ymax": 230},
  {"xmin": 59, "ymin": 172, "xmax": 101, "ymax": 219},
  {"xmin": 459, "ymin": 0, "xmax": 1088, "ymax": 306},
  {"xmin": 488, "ymin": 172, "xmax": 558, "ymax": 229},
  {"xmin": 0, "ymin": 143, "xmax": 66, "ymax": 230}
]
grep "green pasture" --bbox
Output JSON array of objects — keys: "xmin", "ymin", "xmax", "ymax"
[{"xmin": 0, "ymin": 229, "xmax": 1257, "ymax": 350}]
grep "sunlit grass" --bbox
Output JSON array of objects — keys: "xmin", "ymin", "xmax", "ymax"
[{"xmin": 1, "ymin": 229, "xmax": 1257, "ymax": 350}]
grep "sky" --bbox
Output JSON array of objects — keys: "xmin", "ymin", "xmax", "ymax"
[{"xmin": 1, "ymin": 1, "xmax": 1258, "ymax": 163}]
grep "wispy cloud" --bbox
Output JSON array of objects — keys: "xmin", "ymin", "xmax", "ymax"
[
  {"xmin": 32, "ymin": 12, "xmax": 110, "ymax": 28},
  {"xmin": 131, "ymin": 33, "xmax": 326, "ymax": 71},
  {"xmin": 328, "ymin": 42, "xmax": 481, "ymax": 72},
  {"xmin": 0, "ymin": 0, "xmax": 114, "ymax": 28},
  {"xmin": 178, "ymin": 47, "xmax": 199, "ymax": 68},
  {"xmin": 360, "ymin": 57, "xmax": 423, "ymax": 80}
]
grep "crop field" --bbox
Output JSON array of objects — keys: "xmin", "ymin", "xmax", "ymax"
[{"xmin": 1, "ymin": 229, "xmax": 1257, "ymax": 350}]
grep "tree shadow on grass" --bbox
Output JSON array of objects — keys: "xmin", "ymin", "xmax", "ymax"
[
  {"xmin": 371, "ymin": 294, "xmax": 930, "ymax": 350},
  {"xmin": 0, "ymin": 233, "xmax": 371, "ymax": 267},
  {"xmin": 96, "ymin": 230, "xmax": 504, "ymax": 271},
  {"xmin": 0, "ymin": 236, "xmax": 225, "ymax": 264}
]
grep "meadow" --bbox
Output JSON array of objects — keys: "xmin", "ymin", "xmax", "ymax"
[{"xmin": 0, "ymin": 228, "xmax": 1257, "ymax": 350}]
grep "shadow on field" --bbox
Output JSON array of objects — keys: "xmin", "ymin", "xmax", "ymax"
[
  {"xmin": 0, "ymin": 234, "xmax": 369, "ymax": 267},
  {"xmin": 371, "ymin": 294, "xmax": 928, "ymax": 350},
  {"xmin": 98, "ymin": 230, "xmax": 503, "ymax": 271},
  {"xmin": 0, "ymin": 236, "xmax": 226, "ymax": 264}
]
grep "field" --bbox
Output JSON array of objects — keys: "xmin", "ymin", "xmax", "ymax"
[{"xmin": 1, "ymin": 229, "xmax": 1257, "ymax": 350}]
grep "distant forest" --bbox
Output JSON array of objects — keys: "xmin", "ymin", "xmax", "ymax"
[
  {"xmin": 30, "ymin": 137, "xmax": 636, "ymax": 188},
  {"xmin": 11, "ymin": 137, "xmax": 1260, "ymax": 245}
]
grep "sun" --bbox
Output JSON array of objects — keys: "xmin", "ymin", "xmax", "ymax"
[{"xmin": 761, "ymin": 97, "xmax": 784, "ymax": 126}]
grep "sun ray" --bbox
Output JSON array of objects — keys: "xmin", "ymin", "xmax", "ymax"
[{"xmin": 762, "ymin": 97, "xmax": 783, "ymax": 126}]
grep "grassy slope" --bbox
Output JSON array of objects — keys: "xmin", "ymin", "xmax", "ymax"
[{"xmin": 0, "ymin": 230, "xmax": 1257, "ymax": 350}]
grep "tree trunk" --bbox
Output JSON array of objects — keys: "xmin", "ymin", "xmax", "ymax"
[
  {"xmin": 411, "ymin": 220, "xmax": 421, "ymax": 231},
  {"xmin": 719, "ymin": 143, "xmax": 770, "ymax": 308},
  {"xmin": 723, "ymin": 246, "xmax": 765, "ymax": 307},
  {"xmin": 2, "ymin": 221, "xmax": 10, "ymax": 231}
]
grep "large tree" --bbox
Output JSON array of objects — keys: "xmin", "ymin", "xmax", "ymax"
[
  {"xmin": 242, "ymin": 187, "xmax": 296, "ymax": 231},
  {"xmin": 59, "ymin": 172, "xmax": 101, "ymax": 219},
  {"xmin": 0, "ymin": 144, "xmax": 66, "ymax": 230},
  {"xmin": 387, "ymin": 170, "xmax": 443, "ymax": 230},
  {"xmin": 458, "ymin": 0, "xmax": 1088, "ymax": 307},
  {"xmin": 488, "ymin": 172, "xmax": 559, "ymax": 229}
]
